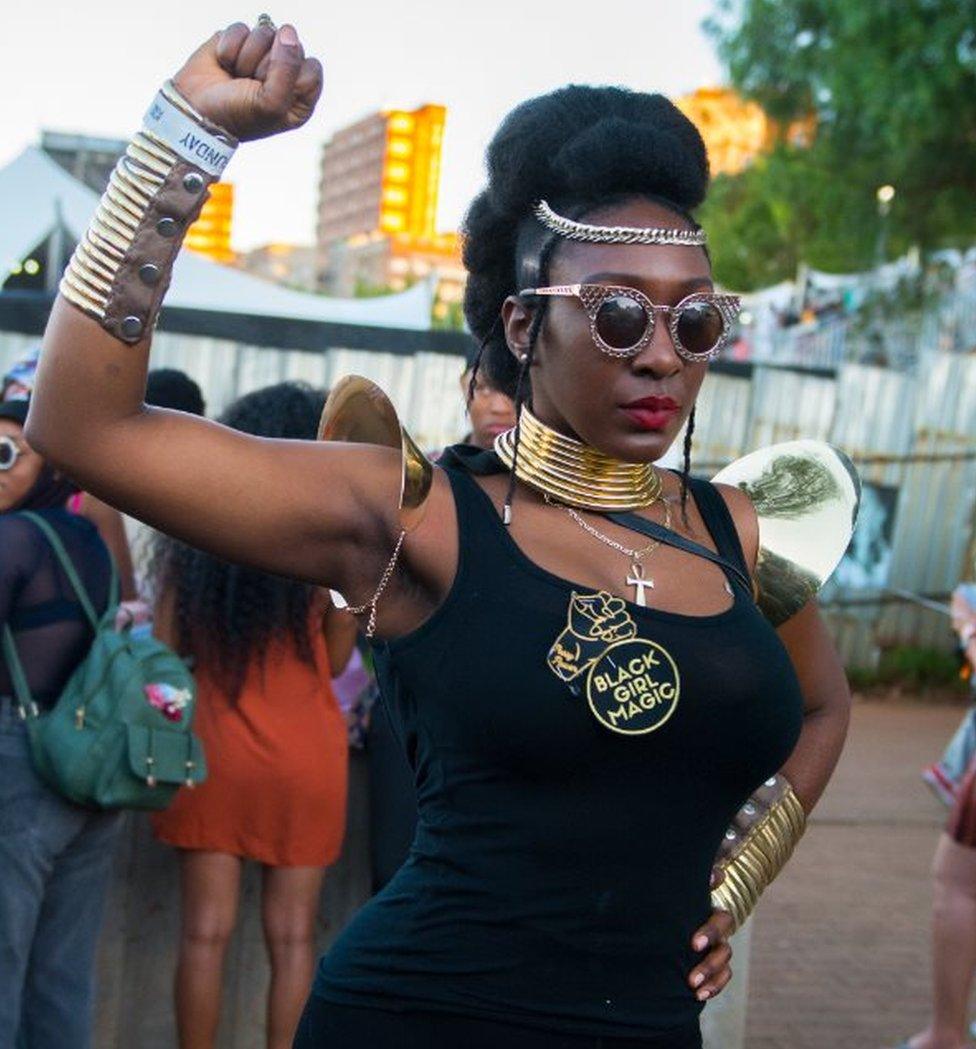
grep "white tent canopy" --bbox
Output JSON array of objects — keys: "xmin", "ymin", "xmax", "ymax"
[{"xmin": 0, "ymin": 147, "xmax": 434, "ymax": 330}]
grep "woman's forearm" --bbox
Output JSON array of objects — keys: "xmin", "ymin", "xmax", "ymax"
[
  {"xmin": 776, "ymin": 599, "xmax": 852, "ymax": 812},
  {"xmin": 781, "ymin": 701, "xmax": 850, "ymax": 814}
]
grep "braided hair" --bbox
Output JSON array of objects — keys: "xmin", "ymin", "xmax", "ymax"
[
  {"xmin": 461, "ymin": 85, "xmax": 710, "ymax": 516},
  {"xmin": 151, "ymin": 382, "xmax": 326, "ymax": 703}
]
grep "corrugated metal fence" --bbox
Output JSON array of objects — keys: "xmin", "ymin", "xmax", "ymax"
[{"xmin": 697, "ymin": 352, "xmax": 976, "ymax": 666}]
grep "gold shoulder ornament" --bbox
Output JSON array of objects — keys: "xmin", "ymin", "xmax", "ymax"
[
  {"xmin": 317, "ymin": 376, "xmax": 434, "ymax": 636},
  {"xmin": 712, "ymin": 438, "xmax": 861, "ymax": 627}
]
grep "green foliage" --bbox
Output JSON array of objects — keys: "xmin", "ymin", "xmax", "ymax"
[
  {"xmin": 701, "ymin": 0, "xmax": 976, "ymax": 290},
  {"xmin": 847, "ymin": 646, "xmax": 967, "ymax": 692},
  {"xmin": 432, "ymin": 300, "xmax": 466, "ymax": 331},
  {"xmin": 353, "ymin": 276, "xmax": 401, "ymax": 299}
]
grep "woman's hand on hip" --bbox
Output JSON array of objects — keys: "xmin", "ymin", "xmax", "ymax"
[
  {"xmin": 174, "ymin": 21, "xmax": 323, "ymax": 140},
  {"xmin": 688, "ymin": 903, "xmax": 735, "ymax": 1002}
]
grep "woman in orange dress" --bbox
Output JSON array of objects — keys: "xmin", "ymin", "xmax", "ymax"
[{"xmin": 149, "ymin": 382, "xmax": 351, "ymax": 1049}]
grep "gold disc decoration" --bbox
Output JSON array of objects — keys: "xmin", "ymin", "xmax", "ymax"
[
  {"xmin": 712, "ymin": 439, "xmax": 861, "ymax": 626},
  {"xmin": 317, "ymin": 375, "xmax": 433, "ymax": 532}
]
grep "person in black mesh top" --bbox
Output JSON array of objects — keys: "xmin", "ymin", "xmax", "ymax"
[{"xmin": 0, "ymin": 397, "xmax": 119, "ymax": 1049}]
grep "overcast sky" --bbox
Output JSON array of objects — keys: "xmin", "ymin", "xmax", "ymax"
[{"xmin": 7, "ymin": 1, "xmax": 724, "ymax": 250}]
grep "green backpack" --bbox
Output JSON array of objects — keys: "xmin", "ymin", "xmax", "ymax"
[{"xmin": 1, "ymin": 511, "xmax": 206, "ymax": 810}]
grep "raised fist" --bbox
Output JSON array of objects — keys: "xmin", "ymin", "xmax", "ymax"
[
  {"xmin": 173, "ymin": 21, "xmax": 323, "ymax": 142},
  {"xmin": 546, "ymin": 591, "xmax": 637, "ymax": 684},
  {"xmin": 567, "ymin": 592, "xmax": 635, "ymax": 644}
]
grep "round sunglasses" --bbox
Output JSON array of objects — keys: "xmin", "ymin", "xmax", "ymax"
[
  {"xmin": 0, "ymin": 434, "xmax": 24, "ymax": 471},
  {"xmin": 520, "ymin": 283, "xmax": 741, "ymax": 362}
]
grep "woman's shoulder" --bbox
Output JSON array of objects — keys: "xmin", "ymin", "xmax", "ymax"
[
  {"xmin": 704, "ymin": 479, "xmax": 760, "ymax": 573},
  {"xmin": 0, "ymin": 513, "xmax": 47, "ymax": 582},
  {"xmin": 0, "ymin": 511, "xmax": 46, "ymax": 547},
  {"xmin": 4, "ymin": 508, "xmax": 111, "ymax": 569}
]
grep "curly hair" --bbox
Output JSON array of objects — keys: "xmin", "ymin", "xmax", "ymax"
[
  {"xmin": 152, "ymin": 382, "xmax": 327, "ymax": 702},
  {"xmin": 461, "ymin": 85, "xmax": 710, "ymax": 513}
]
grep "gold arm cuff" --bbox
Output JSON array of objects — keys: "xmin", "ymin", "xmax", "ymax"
[
  {"xmin": 710, "ymin": 780, "xmax": 806, "ymax": 931},
  {"xmin": 76, "ymin": 241, "xmax": 120, "ymax": 284},
  {"xmin": 66, "ymin": 260, "xmax": 113, "ymax": 298},
  {"xmin": 318, "ymin": 375, "xmax": 434, "ymax": 532},
  {"xmin": 60, "ymin": 273, "xmax": 107, "ymax": 319},
  {"xmin": 59, "ymin": 114, "xmax": 215, "ymax": 342},
  {"xmin": 90, "ymin": 214, "xmax": 132, "ymax": 255},
  {"xmin": 119, "ymin": 155, "xmax": 165, "ymax": 190},
  {"xmin": 126, "ymin": 140, "xmax": 175, "ymax": 178},
  {"xmin": 86, "ymin": 225, "xmax": 127, "ymax": 262}
]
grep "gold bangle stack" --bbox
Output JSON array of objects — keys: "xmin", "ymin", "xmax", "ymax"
[
  {"xmin": 494, "ymin": 407, "xmax": 663, "ymax": 511},
  {"xmin": 709, "ymin": 783, "xmax": 806, "ymax": 930}
]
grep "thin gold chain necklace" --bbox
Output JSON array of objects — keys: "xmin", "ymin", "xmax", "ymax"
[
  {"xmin": 544, "ymin": 493, "xmax": 673, "ymax": 606},
  {"xmin": 494, "ymin": 407, "xmax": 663, "ymax": 511}
]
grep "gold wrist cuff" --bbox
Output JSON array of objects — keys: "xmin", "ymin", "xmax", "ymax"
[
  {"xmin": 59, "ymin": 80, "xmax": 238, "ymax": 344},
  {"xmin": 60, "ymin": 131, "xmax": 181, "ymax": 327},
  {"xmin": 710, "ymin": 777, "xmax": 806, "ymax": 931}
]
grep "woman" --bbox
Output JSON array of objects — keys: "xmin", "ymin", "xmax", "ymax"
[
  {"xmin": 148, "ymin": 382, "xmax": 349, "ymax": 1049},
  {"xmin": 0, "ymin": 397, "xmax": 118, "ymax": 1049},
  {"xmin": 27, "ymin": 21, "xmax": 851, "ymax": 1049}
]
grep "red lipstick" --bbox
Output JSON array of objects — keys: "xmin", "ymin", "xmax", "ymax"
[{"xmin": 621, "ymin": 396, "xmax": 680, "ymax": 432}]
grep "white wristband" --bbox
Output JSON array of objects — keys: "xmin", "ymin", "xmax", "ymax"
[{"xmin": 142, "ymin": 89, "xmax": 237, "ymax": 178}]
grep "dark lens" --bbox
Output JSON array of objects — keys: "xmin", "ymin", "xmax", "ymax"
[
  {"xmin": 676, "ymin": 301, "xmax": 724, "ymax": 357},
  {"xmin": 594, "ymin": 295, "xmax": 649, "ymax": 351},
  {"xmin": 0, "ymin": 437, "xmax": 16, "ymax": 469}
]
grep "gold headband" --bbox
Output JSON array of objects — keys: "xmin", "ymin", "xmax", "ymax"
[{"xmin": 533, "ymin": 199, "xmax": 707, "ymax": 247}]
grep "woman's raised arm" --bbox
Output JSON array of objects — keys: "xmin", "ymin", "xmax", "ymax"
[{"xmin": 27, "ymin": 23, "xmax": 402, "ymax": 594}]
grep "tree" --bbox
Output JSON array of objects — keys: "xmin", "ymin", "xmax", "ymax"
[{"xmin": 701, "ymin": 0, "xmax": 976, "ymax": 290}]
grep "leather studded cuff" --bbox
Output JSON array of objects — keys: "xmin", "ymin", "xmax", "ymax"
[
  {"xmin": 59, "ymin": 82, "xmax": 238, "ymax": 345},
  {"xmin": 709, "ymin": 774, "xmax": 806, "ymax": 931}
]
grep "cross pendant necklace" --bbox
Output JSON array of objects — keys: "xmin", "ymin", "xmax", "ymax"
[
  {"xmin": 626, "ymin": 563, "xmax": 655, "ymax": 606},
  {"xmin": 545, "ymin": 492, "xmax": 673, "ymax": 608}
]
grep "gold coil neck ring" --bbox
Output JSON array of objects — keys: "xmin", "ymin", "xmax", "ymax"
[{"xmin": 493, "ymin": 407, "xmax": 663, "ymax": 511}]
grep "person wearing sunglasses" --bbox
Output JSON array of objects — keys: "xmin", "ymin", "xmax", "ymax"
[
  {"xmin": 0, "ymin": 397, "xmax": 119, "ymax": 1049},
  {"xmin": 27, "ymin": 21, "xmax": 851, "ymax": 1049}
]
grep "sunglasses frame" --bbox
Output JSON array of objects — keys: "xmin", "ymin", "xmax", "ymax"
[
  {"xmin": 0, "ymin": 434, "xmax": 24, "ymax": 472},
  {"xmin": 519, "ymin": 283, "xmax": 741, "ymax": 362}
]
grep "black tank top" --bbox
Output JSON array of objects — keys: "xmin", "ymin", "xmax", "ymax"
[{"xmin": 314, "ymin": 457, "xmax": 804, "ymax": 1038}]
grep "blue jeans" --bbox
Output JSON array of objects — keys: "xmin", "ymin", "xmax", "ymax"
[
  {"xmin": 941, "ymin": 706, "xmax": 976, "ymax": 784},
  {"xmin": 0, "ymin": 698, "xmax": 121, "ymax": 1049}
]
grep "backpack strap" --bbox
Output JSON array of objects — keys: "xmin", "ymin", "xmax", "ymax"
[
  {"xmin": 18, "ymin": 511, "xmax": 118, "ymax": 629},
  {"xmin": 1, "ymin": 624, "xmax": 38, "ymax": 717}
]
